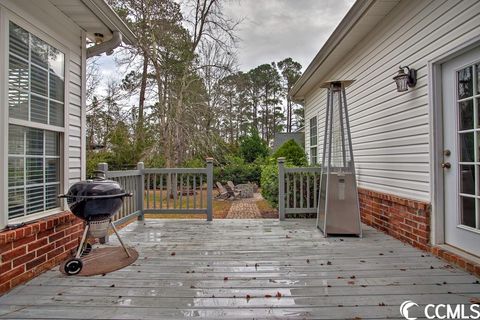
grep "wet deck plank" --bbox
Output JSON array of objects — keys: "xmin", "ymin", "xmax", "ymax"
[{"xmin": 0, "ymin": 219, "xmax": 478, "ymax": 319}]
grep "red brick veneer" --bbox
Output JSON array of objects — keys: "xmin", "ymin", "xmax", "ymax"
[
  {"xmin": 0, "ymin": 212, "xmax": 83, "ymax": 294},
  {"xmin": 358, "ymin": 187, "xmax": 480, "ymax": 278},
  {"xmin": 358, "ymin": 188, "xmax": 431, "ymax": 251}
]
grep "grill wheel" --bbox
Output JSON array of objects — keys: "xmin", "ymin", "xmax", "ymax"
[{"xmin": 64, "ymin": 258, "xmax": 83, "ymax": 275}]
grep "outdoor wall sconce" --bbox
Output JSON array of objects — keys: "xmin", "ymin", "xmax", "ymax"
[{"xmin": 393, "ymin": 66, "xmax": 417, "ymax": 92}]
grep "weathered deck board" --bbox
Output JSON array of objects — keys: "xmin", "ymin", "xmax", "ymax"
[{"xmin": 0, "ymin": 219, "xmax": 478, "ymax": 319}]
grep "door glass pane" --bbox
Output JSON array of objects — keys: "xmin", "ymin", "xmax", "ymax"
[
  {"xmin": 460, "ymin": 165, "xmax": 475, "ymax": 194},
  {"xmin": 476, "ymin": 64, "xmax": 480, "ymax": 94},
  {"xmin": 459, "ymin": 132, "xmax": 474, "ymax": 162},
  {"xmin": 458, "ymin": 66, "xmax": 473, "ymax": 99},
  {"xmin": 459, "ymin": 100, "xmax": 473, "ymax": 130},
  {"xmin": 31, "ymin": 95, "xmax": 48, "ymax": 124},
  {"xmin": 460, "ymin": 196, "xmax": 476, "ymax": 228},
  {"xmin": 9, "ymin": 89, "xmax": 28, "ymax": 120}
]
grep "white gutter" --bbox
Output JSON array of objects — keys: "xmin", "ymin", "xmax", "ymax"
[{"xmin": 87, "ymin": 30, "xmax": 122, "ymax": 58}]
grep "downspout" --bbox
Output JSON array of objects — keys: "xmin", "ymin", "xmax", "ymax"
[{"xmin": 87, "ymin": 31, "xmax": 122, "ymax": 58}]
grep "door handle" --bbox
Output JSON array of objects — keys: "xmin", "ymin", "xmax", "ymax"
[{"xmin": 441, "ymin": 162, "xmax": 451, "ymax": 169}]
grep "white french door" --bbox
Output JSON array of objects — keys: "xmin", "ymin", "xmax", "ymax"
[{"xmin": 442, "ymin": 46, "xmax": 480, "ymax": 257}]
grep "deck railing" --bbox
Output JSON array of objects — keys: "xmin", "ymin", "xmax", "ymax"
[
  {"xmin": 98, "ymin": 158, "xmax": 213, "ymax": 224},
  {"xmin": 278, "ymin": 157, "xmax": 322, "ymax": 220}
]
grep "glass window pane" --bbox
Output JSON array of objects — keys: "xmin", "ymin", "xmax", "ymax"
[
  {"xmin": 49, "ymin": 47, "xmax": 64, "ymax": 78},
  {"xmin": 31, "ymin": 95, "xmax": 48, "ymax": 124},
  {"xmin": 8, "ymin": 188, "xmax": 25, "ymax": 219},
  {"xmin": 46, "ymin": 184, "xmax": 60, "ymax": 210},
  {"xmin": 30, "ymin": 35, "xmax": 48, "ymax": 68},
  {"xmin": 460, "ymin": 196, "xmax": 476, "ymax": 228},
  {"xmin": 45, "ymin": 158, "xmax": 60, "ymax": 183},
  {"xmin": 9, "ymin": 55, "xmax": 29, "ymax": 90},
  {"xmin": 26, "ymin": 186, "xmax": 44, "ymax": 214},
  {"xmin": 460, "ymin": 165, "xmax": 475, "ymax": 195},
  {"xmin": 26, "ymin": 128, "xmax": 43, "ymax": 155},
  {"xmin": 9, "ymin": 22, "xmax": 29, "ymax": 59},
  {"xmin": 49, "ymin": 101, "xmax": 64, "ymax": 127},
  {"xmin": 49, "ymin": 74, "xmax": 64, "ymax": 102},
  {"xmin": 459, "ymin": 132, "xmax": 474, "ymax": 162},
  {"xmin": 9, "ymin": 89, "xmax": 28, "ymax": 120},
  {"xmin": 26, "ymin": 158, "xmax": 43, "ymax": 184},
  {"xmin": 45, "ymin": 131, "xmax": 60, "ymax": 156},
  {"xmin": 459, "ymin": 100, "xmax": 473, "ymax": 130},
  {"xmin": 8, "ymin": 125, "xmax": 24, "ymax": 155},
  {"xmin": 31, "ymin": 64, "xmax": 48, "ymax": 97},
  {"xmin": 458, "ymin": 66, "xmax": 473, "ymax": 99},
  {"xmin": 8, "ymin": 157, "xmax": 24, "ymax": 187}
]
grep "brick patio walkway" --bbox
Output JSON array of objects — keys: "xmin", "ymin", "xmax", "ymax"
[{"xmin": 226, "ymin": 193, "xmax": 263, "ymax": 219}]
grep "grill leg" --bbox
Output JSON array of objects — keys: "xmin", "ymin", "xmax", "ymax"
[
  {"xmin": 110, "ymin": 222, "xmax": 131, "ymax": 258},
  {"xmin": 75, "ymin": 224, "xmax": 89, "ymax": 259}
]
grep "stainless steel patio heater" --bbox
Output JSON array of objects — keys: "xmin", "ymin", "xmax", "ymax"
[{"xmin": 316, "ymin": 80, "xmax": 362, "ymax": 237}]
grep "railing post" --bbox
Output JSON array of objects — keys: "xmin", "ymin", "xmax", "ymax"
[
  {"xmin": 98, "ymin": 162, "xmax": 109, "ymax": 243},
  {"xmin": 206, "ymin": 157, "xmax": 213, "ymax": 221},
  {"xmin": 278, "ymin": 157, "xmax": 286, "ymax": 221},
  {"xmin": 137, "ymin": 162, "xmax": 145, "ymax": 221}
]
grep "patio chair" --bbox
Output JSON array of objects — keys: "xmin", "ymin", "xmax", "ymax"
[
  {"xmin": 224, "ymin": 184, "xmax": 241, "ymax": 200},
  {"xmin": 215, "ymin": 182, "xmax": 230, "ymax": 200},
  {"xmin": 227, "ymin": 181, "xmax": 238, "ymax": 192}
]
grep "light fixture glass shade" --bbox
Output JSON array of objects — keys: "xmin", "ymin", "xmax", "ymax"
[{"xmin": 393, "ymin": 71, "xmax": 409, "ymax": 92}]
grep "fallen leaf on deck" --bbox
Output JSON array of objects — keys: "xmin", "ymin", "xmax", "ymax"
[
  {"xmin": 264, "ymin": 294, "xmax": 272, "ymax": 298},
  {"xmin": 224, "ymin": 277, "xmax": 228, "ymax": 281},
  {"xmin": 275, "ymin": 291, "xmax": 282, "ymax": 298},
  {"xmin": 470, "ymin": 298, "xmax": 480, "ymax": 304},
  {"xmin": 171, "ymin": 252, "xmax": 176, "ymax": 256},
  {"xmin": 246, "ymin": 294, "xmax": 251, "ymax": 301},
  {"xmin": 348, "ymin": 281, "xmax": 355, "ymax": 285}
]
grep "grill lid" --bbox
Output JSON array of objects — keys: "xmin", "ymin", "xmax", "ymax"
[{"xmin": 61, "ymin": 171, "xmax": 129, "ymax": 199}]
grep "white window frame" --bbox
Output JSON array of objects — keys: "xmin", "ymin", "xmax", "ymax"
[
  {"xmin": 309, "ymin": 116, "xmax": 318, "ymax": 164},
  {"xmin": 0, "ymin": 7, "xmax": 70, "ymax": 228}
]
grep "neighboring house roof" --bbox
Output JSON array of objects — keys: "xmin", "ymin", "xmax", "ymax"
[
  {"xmin": 49, "ymin": 0, "xmax": 136, "ymax": 45},
  {"xmin": 290, "ymin": 0, "xmax": 401, "ymax": 101}
]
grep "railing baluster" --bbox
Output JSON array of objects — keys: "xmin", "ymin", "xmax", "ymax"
[
  {"xmin": 300, "ymin": 173, "xmax": 303, "ymax": 208},
  {"xmin": 193, "ymin": 175, "xmax": 197, "ymax": 209},
  {"xmin": 293, "ymin": 174, "xmax": 297, "ymax": 208},
  {"xmin": 186, "ymin": 175, "xmax": 190, "ymax": 209},
  {"xmin": 179, "ymin": 174, "xmax": 183, "ymax": 209},
  {"xmin": 307, "ymin": 173, "xmax": 310, "ymax": 208},
  {"xmin": 286, "ymin": 173, "xmax": 289, "ymax": 209},
  {"xmin": 146, "ymin": 174, "xmax": 150, "ymax": 209},
  {"xmin": 314, "ymin": 172, "xmax": 317, "ymax": 210},
  {"xmin": 160, "ymin": 174, "xmax": 163, "ymax": 209},
  {"xmin": 153, "ymin": 174, "xmax": 157, "ymax": 209},
  {"xmin": 173, "ymin": 174, "xmax": 177, "ymax": 209},
  {"xmin": 200, "ymin": 175, "xmax": 203, "ymax": 208}
]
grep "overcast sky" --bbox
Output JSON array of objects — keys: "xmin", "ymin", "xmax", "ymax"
[
  {"xmin": 223, "ymin": 0, "xmax": 355, "ymax": 71},
  {"xmin": 97, "ymin": 0, "xmax": 355, "ymax": 80}
]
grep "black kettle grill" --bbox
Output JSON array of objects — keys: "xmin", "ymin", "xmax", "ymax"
[{"xmin": 59, "ymin": 171, "xmax": 132, "ymax": 275}]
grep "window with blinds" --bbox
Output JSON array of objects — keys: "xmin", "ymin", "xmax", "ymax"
[
  {"xmin": 310, "ymin": 117, "xmax": 318, "ymax": 164},
  {"xmin": 7, "ymin": 21, "xmax": 64, "ymax": 220}
]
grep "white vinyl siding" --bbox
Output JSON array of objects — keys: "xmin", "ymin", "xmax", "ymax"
[
  {"xmin": 0, "ymin": 0, "xmax": 85, "ymax": 227},
  {"xmin": 304, "ymin": 0, "xmax": 480, "ymax": 202}
]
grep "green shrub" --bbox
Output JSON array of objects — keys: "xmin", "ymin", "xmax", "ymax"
[
  {"xmin": 214, "ymin": 156, "xmax": 263, "ymax": 185},
  {"xmin": 239, "ymin": 132, "xmax": 270, "ymax": 163},
  {"xmin": 260, "ymin": 163, "xmax": 278, "ymax": 207},
  {"xmin": 272, "ymin": 139, "xmax": 307, "ymax": 166}
]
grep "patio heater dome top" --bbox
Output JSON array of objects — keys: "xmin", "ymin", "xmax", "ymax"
[{"xmin": 319, "ymin": 80, "xmax": 355, "ymax": 88}]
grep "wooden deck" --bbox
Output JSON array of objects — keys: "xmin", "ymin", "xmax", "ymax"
[{"xmin": 0, "ymin": 219, "xmax": 479, "ymax": 319}]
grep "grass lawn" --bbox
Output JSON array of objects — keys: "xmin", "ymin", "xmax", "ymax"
[{"xmin": 144, "ymin": 189, "xmax": 231, "ymax": 219}]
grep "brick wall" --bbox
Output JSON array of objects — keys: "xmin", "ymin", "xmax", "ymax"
[
  {"xmin": 358, "ymin": 188, "xmax": 431, "ymax": 250},
  {"xmin": 0, "ymin": 212, "xmax": 83, "ymax": 294}
]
